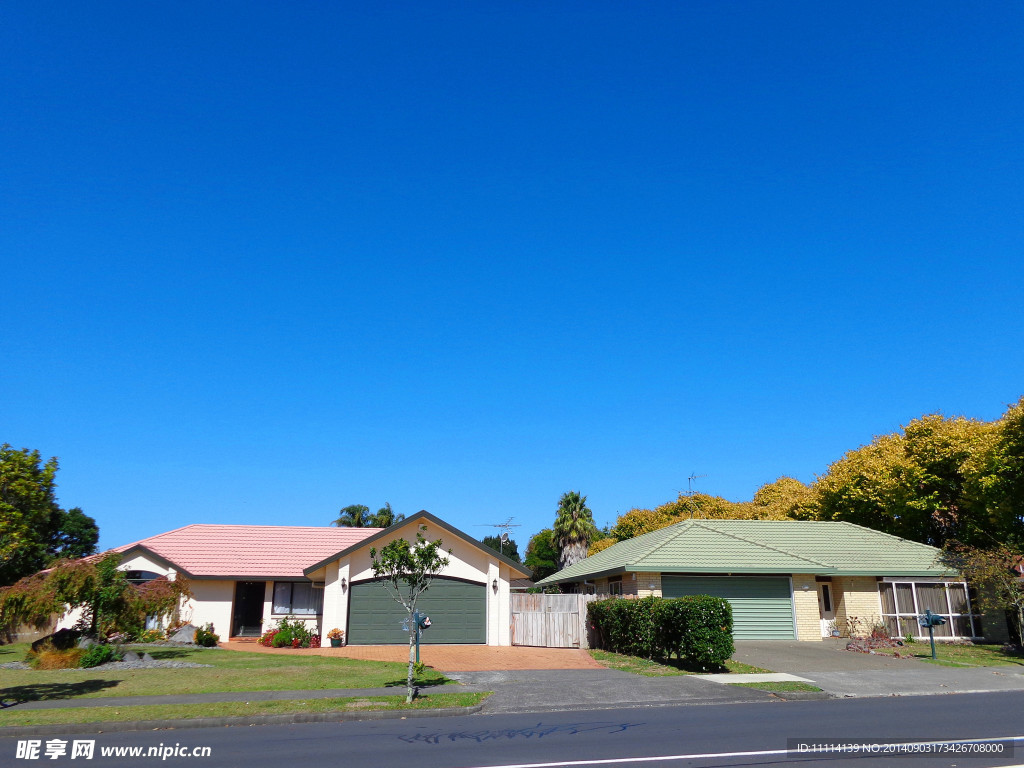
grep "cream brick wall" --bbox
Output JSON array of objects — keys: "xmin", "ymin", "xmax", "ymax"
[
  {"xmin": 833, "ymin": 576, "xmax": 882, "ymax": 637},
  {"xmin": 791, "ymin": 574, "xmax": 822, "ymax": 641},
  {"xmin": 635, "ymin": 572, "xmax": 662, "ymax": 598}
]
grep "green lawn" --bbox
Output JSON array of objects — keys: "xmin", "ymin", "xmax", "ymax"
[
  {"xmin": 871, "ymin": 642, "xmax": 1024, "ymax": 668},
  {"xmin": 0, "ymin": 692, "xmax": 490, "ymax": 728},
  {"xmin": 589, "ymin": 649, "xmax": 770, "ymax": 676},
  {"xmin": 0, "ymin": 643, "xmax": 452, "ymax": 704}
]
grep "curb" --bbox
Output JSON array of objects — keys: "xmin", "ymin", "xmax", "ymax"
[
  {"xmin": 767, "ymin": 691, "xmax": 834, "ymax": 701},
  {"xmin": 0, "ymin": 705, "xmax": 484, "ymax": 739}
]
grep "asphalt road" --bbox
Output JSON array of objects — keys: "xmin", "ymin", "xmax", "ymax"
[{"xmin": 4, "ymin": 692, "xmax": 1024, "ymax": 768}]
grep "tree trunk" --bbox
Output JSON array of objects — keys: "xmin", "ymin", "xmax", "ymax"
[{"xmin": 406, "ymin": 615, "xmax": 416, "ymax": 704}]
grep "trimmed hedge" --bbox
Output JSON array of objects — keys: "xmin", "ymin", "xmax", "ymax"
[{"xmin": 588, "ymin": 595, "xmax": 734, "ymax": 668}]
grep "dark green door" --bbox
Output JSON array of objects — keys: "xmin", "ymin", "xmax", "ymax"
[
  {"xmin": 348, "ymin": 578, "xmax": 486, "ymax": 644},
  {"xmin": 662, "ymin": 576, "xmax": 796, "ymax": 639}
]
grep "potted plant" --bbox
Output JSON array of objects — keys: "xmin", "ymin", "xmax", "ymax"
[{"xmin": 327, "ymin": 628, "xmax": 345, "ymax": 648}]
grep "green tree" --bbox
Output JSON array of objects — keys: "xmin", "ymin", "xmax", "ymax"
[
  {"xmin": 524, "ymin": 529, "xmax": 558, "ymax": 582},
  {"xmin": 1, "ymin": 445, "xmax": 59, "ymax": 569},
  {"xmin": 333, "ymin": 504, "xmax": 370, "ymax": 527},
  {"xmin": 814, "ymin": 414, "xmax": 994, "ymax": 547},
  {"xmin": 370, "ymin": 525, "xmax": 450, "ymax": 703},
  {"xmin": 967, "ymin": 396, "xmax": 1024, "ymax": 549},
  {"xmin": 0, "ymin": 552, "xmax": 191, "ymax": 639},
  {"xmin": 481, "ymin": 535, "xmax": 520, "ymax": 562},
  {"xmin": 0, "ymin": 446, "xmax": 99, "ymax": 586},
  {"xmin": 553, "ymin": 491, "xmax": 598, "ymax": 570},
  {"xmin": 751, "ymin": 477, "xmax": 816, "ymax": 519},
  {"xmin": 941, "ymin": 542, "xmax": 1024, "ymax": 644},
  {"xmin": 368, "ymin": 502, "xmax": 405, "ymax": 528}
]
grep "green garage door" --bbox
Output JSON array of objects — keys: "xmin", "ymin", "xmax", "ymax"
[
  {"xmin": 662, "ymin": 576, "xmax": 795, "ymax": 640},
  {"xmin": 348, "ymin": 578, "xmax": 486, "ymax": 644}
]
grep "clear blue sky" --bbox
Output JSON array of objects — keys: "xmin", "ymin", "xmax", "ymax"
[{"xmin": 3, "ymin": 2, "xmax": 1022, "ymax": 550}]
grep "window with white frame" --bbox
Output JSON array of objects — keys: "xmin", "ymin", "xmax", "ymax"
[
  {"xmin": 878, "ymin": 581, "xmax": 982, "ymax": 639},
  {"xmin": 272, "ymin": 582, "xmax": 323, "ymax": 615},
  {"xmin": 608, "ymin": 577, "xmax": 623, "ymax": 596}
]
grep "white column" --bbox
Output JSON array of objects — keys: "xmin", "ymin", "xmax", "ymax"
[
  {"xmin": 320, "ymin": 561, "xmax": 340, "ymax": 643},
  {"xmin": 487, "ymin": 560, "xmax": 500, "ymax": 646}
]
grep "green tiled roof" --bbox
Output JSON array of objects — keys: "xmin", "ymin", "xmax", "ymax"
[{"xmin": 536, "ymin": 519, "xmax": 950, "ymax": 585}]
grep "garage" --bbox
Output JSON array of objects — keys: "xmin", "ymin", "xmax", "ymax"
[
  {"xmin": 347, "ymin": 577, "xmax": 486, "ymax": 644},
  {"xmin": 662, "ymin": 575, "xmax": 796, "ymax": 640}
]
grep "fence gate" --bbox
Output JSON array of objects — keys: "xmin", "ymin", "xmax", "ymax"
[{"xmin": 511, "ymin": 593, "xmax": 596, "ymax": 648}]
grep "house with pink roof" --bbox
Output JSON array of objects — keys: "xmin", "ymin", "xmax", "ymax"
[{"xmin": 74, "ymin": 511, "xmax": 529, "ymax": 646}]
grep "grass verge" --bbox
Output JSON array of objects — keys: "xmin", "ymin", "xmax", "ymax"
[
  {"xmin": 588, "ymin": 649, "xmax": 770, "ymax": 676},
  {"xmin": 0, "ymin": 643, "xmax": 451, "ymax": 703},
  {"xmin": 869, "ymin": 643, "xmax": 1024, "ymax": 668},
  {"xmin": 0, "ymin": 692, "xmax": 490, "ymax": 728},
  {"xmin": 729, "ymin": 681, "xmax": 823, "ymax": 693}
]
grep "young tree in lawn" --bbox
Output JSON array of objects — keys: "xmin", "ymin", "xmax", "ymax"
[{"xmin": 370, "ymin": 525, "xmax": 450, "ymax": 703}]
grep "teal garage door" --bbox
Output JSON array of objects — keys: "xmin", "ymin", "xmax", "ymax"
[
  {"xmin": 348, "ymin": 578, "xmax": 486, "ymax": 644},
  {"xmin": 662, "ymin": 576, "xmax": 795, "ymax": 640}
]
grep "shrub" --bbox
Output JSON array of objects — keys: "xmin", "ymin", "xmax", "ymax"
[
  {"xmin": 137, "ymin": 629, "xmax": 164, "ymax": 643},
  {"xmin": 194, "ymin": 623, "xmax": 220, "ymax": 647},
  {"xmin": 25, "ymin": 640, "xmax": 86, "ymax": 670},
  {"xmin": 79, "ymin": 644, "xmax": 122, "ymax": 668},
  {"xmin": 259, "ymin": 629, "xmax": 278, "ymax": 647},
  {"xmin": 265, "ymin": 617, "xmax": 312, "ymax": 648},
  {"xmin": 588, "ymin": 594, "xmax": 733, "ymax": 668}
]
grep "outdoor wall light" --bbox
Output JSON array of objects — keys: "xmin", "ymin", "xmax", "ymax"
[
  {"xmin": 341, "ymin": 577, "xmax": 347, "ymax": 593},
  {"xmin": 492, "ymin": 578, "xmax": 498, "ymax": 593},
  {"xmin": 801, "ymin": 584, "xmax": 810, "ymax": 590}
]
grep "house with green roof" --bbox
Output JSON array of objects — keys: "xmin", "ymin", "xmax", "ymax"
[{"xmin": 536, "ymin": 519, "xmax": 998, "ymax": 642}]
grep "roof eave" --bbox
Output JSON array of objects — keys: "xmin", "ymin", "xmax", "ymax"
[{"xmin": 302, "ymin": 510, "xmax": 530, "ymax": 578}]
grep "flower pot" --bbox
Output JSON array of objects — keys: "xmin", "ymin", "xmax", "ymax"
[{"xmin": 330, "ymin": 638, "xmax": 343, "ymax": 648}]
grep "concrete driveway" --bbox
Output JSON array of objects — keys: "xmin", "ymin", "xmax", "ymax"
[
  {"xmin": 222, "ymin": 641, "xmax": 603, "ymax": 671},
  {"xmin": 733, "ymin": 639, "xmax": 1024, "ymax": 697}
]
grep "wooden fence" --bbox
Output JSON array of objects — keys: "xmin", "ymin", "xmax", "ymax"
[{"xmin": 510, "ymin": 593, "xmax": 598, "ymax": 648}]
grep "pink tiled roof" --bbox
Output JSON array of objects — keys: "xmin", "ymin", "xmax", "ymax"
[{"xmin": 115, "ymin": 524, "xmax": 381, "ymax": 579}]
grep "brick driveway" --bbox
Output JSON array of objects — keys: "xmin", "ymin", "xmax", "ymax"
[{"xmin": 221, "ymin": 642, "xmax": 602, "ymax": 671}]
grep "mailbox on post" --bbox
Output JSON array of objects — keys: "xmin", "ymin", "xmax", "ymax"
[
  {"xmin": 918, "ymin": 609, "xmax": 946, "ymax": 659},
  {"xmin": 401, "ymin": 611, "xmax": 432, "ymax": 664}
]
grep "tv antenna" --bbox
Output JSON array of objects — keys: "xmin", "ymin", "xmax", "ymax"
[
  {"xmin": 475, "ymin": 517, "xmax": 521, "ymax": 556},
  {"xmin": 685, "ymin": 473, "xmax": 708, "ymax": 518}
]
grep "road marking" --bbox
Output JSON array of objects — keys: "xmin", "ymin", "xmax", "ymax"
[{"xmin": 460, "ymin": 735, "xmax": 1024, "ymax": 768}]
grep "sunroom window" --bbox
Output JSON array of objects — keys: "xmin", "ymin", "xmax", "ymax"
[
  {"xmin": 878, "ymin": 581, "xmax": 982, "ymax": 639},
  {"xmin": 272, "ymin": 582, "xmax": 323, "ymax": 615}
]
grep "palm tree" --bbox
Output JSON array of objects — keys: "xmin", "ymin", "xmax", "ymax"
[
  {"xmin": 368, "ymin": 502, "xmax": 405, "ymax": 528},
  {"xmin": 333, "ymin": 504, "xmax": 370, "ymax": 527},
  {"xmin": 553, "ymin": 491, "xmax": 598, "ymax": 570}
]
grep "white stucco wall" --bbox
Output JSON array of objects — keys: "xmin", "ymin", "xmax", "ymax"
[
  {"xmin": 323, "ymin": 518, "xmax": 522, "ymax": 646},
  {"xmin": 184, "ymin": 580, "xmax": 237, "ymax": 639}
]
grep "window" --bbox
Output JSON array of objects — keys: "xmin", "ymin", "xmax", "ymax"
[
  {"xmin": 820, "ymin": 584, "xmax": 832, "ymax": 613},
  {"xmin": 878, "ymin": 581, "xmax": 982, "ymax": 639},
  {"xmin": 273, "ymin": 582, "xmax": 323, "ymax": 615},
  {"xmin": 608, "ymin": 577, "xmax": 623, "ymax": 595},
  {"xmin": 125, "ymin": 570, "xmax": 161, "ymax": 585}
]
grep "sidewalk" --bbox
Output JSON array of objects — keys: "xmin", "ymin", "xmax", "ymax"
[{"xmin": 732, "ymin": 640, "xmax": 1024, "ymax": 698}]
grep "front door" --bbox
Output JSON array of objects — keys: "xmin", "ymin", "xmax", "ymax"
[
  {"xmin": 818, "ymin": 582, "xmax": 836, "ymax": 637},
  {"xmin": 232, "ymin": 582, "xmax": 266, "ymax": 637}
]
